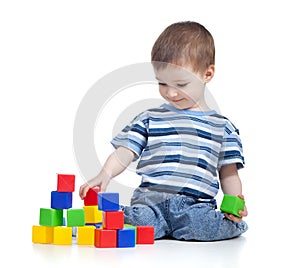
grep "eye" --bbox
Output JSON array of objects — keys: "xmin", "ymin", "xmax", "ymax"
[
  {"xmin": 176, "ymin": 83, "xmax": 189, "ymax": 88},
  {"xmin": 158, "ymin": 82, "xmax": 167, "ymax": 86}
]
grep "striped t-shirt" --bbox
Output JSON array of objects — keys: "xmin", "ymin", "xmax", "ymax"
[{"xmin": 111, "ymin": 103, "xmax": 244, "ymax": 200}]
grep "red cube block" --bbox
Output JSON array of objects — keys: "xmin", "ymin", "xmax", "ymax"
[
  {"xmin": 103, "ymin": 211, "xmax": 124, "ymax": 230},
  {"xmin": 57, "ymin": 174, "xmax": 75, "ymax": 192},
  {"xmin": 84, "ymin": 187, "xmax": 100, "ymax": 206},
  {"xmin": 94, "ymin": 229, "xmax": 117, "ymax": 248},
  {"xmin": 136, "ymin": 226, "xmax": 155, "ymax": 244}
]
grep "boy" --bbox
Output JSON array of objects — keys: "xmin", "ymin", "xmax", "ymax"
[{"xmin": 79, "ymin": 21, "xmax": 248, "ymax": 241}]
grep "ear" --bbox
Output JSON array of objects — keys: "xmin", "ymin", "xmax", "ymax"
[{"xmin": 203, "ymin": 65, "xmax": 215, "ymax": 83}]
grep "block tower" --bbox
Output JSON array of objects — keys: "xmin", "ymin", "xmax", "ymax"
[
  {"xmin": 84, "ymin": 189, "xmax": 155, "ymax": 248},
  {"xmin": 32, "ymin": 174, "xmax": 84, "ymax": 245},
  {"xmin": 32, "ymin": 174, "xmax": 155, "ymax": 248}
]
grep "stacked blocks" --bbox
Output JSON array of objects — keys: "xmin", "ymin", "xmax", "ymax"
[
  {"xmin": 83, "ymin": 206, "xmax": 102, "ymax": 224},
  {"xmin": 95, "ymin": 229, "xmax": 117, "ymax": 248},
  {"xmin": 53, "ymin": 226, "xmax": 72, "ymax": 245},
  {"xmin": 84, "ymin": 187, "xmax": 100, "ymax": 206},
  {"xmin": 118, "ymin": 228, "xmax": 136, "ymax": 248},
  {"xmin": 51, "ymin": 191, "xmax": 72, "ymax": 209},
  {"xmin": 94, "ymin": 192, "xmax": 154, "ymax": 248},
  {"xmin": 39, "ymin": 208, "xmax": 63, "ymax": 226},
  {"xmin": 32, "ymin": 174, "xmax": 155, "ymax": 248},
  {"xmin": 57, "ymin": 174, "xmax": 75, "ymax": 192},
  {"xmin": 83, "ymin": 187, "xmax": 102, "ymax": 225},
  {"xmin": 98, "ymin": 192, "xmax": 120, "ymax": 211},
  {"xmin": 220, "ymin": 194, "xmax": 245, "ymax": 217},
  {"xmin": 67, "ymin": 209, "xmax": 85, "ymax": 227},
  {"xmin": 77, "ymin": 226, "xmax": 96, "ymax": 245},
  {"xmin": 32, "ymin": 173, "xmax": 78, "ymax": 245},
  {"xmin": 94, "ymin": 192, "xmax": 128, "ymax": 248},
  {"xmin": 32, "ymin": 226, "xmax": 54, "ymax": 244}
]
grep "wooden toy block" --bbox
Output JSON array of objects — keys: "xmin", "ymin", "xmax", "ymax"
[
  {"xmin": 136, "ymin": 226, "xmax": 155, "ymax": 244},
  {"xmin": 53, "ymin": 226, "xmax": 72, "ymax": 245},
  {"xmin": 94, "ymin": 229, "xmax": 117, "ymax": 248},
  {"xmin": 57, "ymin": 174, "xmax": 75, "ymax": 192},
  {"xmin": 220, "ymin": 194, "xmax": 245, "ymax": 217},
  {"xmin": 83, "ymin": 205, "xmax": 103, "ymax": 224},
  {"xmin": 51, "ymin": 191, "xmax": 72, "ymax": 209},
  {"xmin": 67, "ymin": 209, "xmax": 85, "ymax": 227},
  {"xmin": 103, "ymin": 211, "xmax": 124, "ymax": 230},
  {"xmin": 117, "ymin": 228, "xmax": 136, "ymax": 248},
  {"xmin": 98, "ymin": 192, "xmax": 120, "ymax": 211},
  {"xmin": 32, "ymin": 225, "xmax": 54, "ymax": 244},
  {"xmin": 39, "ymin": 208, "xmax": 63, "ymax": 226},
  {"xmin": 77, "ymin": 226, "xmax": 96, "ymax": 245},
  {"xmin": 84, "ymin": 187, "xmax": 100, "ymax": 206}
]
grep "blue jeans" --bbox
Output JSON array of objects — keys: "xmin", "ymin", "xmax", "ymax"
[{"xmin": 122, "ymin": 187, "xmax": 248, "ymax": 241}]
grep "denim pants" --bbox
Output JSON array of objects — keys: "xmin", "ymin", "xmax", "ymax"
[{"xmin": 122, "ymin": 187, "xmax": 248, "ymax": 241}]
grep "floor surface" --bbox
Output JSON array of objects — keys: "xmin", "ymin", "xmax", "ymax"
[{"xmin": 4, "ymin": 226, "xmax": 296, "ymax": 268}]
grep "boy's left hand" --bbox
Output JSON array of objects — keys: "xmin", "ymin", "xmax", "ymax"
[{"xmin": 224, "ymin": 194, "xmax": 248, "ymax": 223}]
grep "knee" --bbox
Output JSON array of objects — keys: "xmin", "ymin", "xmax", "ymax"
[{"xmin": 123, "ymin": 205, "xmax": 156, "ymax": 226}]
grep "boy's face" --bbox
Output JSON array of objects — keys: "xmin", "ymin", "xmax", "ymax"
[{"xmin": 154, "ymin": 64, "xmax": 211, "ymax": 111}]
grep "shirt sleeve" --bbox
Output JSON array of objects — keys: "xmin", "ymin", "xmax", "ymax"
[
  {"xmin": 110, "ymin": 111, "xmax": 149, "ymax": 161},
  {"xmin": 218, "ymin": 119, "xmax": 245, "ymax": 170}
]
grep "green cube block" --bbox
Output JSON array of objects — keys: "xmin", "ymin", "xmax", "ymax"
[
  {"xmin": 67, "ymin": 209, "xmax": 85, "ymax": 227},
  {"xmin": 220, "ymin": 194, "xmax": 245, "ymax": 217},
  {"xmin": 39, "ymin": 208, "xmax": 63, "ymax": 226}
]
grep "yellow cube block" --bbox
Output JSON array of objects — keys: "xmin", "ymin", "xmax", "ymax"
[
  {"xmin": 83, "ymin": 206, "xmax": 103, "ymax": 223},
  {"xmin": 53, "ymin": 226, "xmax": 72, "ymax": 245},
  {"xmin": 32, "ymin": 225, "xmax": 54, "ymax": 244},
  {"xmin": 77, "ymin": 226, "xmax": 96, "ymax": 245}
]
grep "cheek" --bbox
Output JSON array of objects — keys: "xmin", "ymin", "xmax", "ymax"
[
  {"xmin": 181, "ymin": 88, "xmax": 200, "ymax": 102},
  {"xmin": 159, "ymin": 87, "xmax": 166, "ymax": 96}
]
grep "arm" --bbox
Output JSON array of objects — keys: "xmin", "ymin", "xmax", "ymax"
[
  {"xmin": 79, "ymin": 146, "xmax": 135, "ymax": 199},
  {"xmin": 219, "ymin": 163, "xmax": 248, "ymax": 222}
]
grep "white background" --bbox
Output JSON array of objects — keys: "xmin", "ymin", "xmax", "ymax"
[{"xmin": 1, "ymin": 0, "xmax": 299, "ymax": 266}]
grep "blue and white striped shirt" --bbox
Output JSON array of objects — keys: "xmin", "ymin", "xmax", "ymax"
[{"xmin": 111, "ymin": 103, "xmax": 244, "ymax": 200}]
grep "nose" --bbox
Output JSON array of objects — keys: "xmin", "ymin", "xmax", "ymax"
[{"xmin": 166, "ymin": 86, "xmax": 179, "ymax": 98}]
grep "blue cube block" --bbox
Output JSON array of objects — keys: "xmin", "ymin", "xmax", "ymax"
[
  {"xmin": 98, "ymin": 192, "xmax": 119, "ymax": 211},
  {"xmin": 85, "ymin": 222, "xmax": 103, "ymax": 229},
  {"xmin": 117, "ymin": 228, "xmax": 136, "ymax": 248},
  {"xmin": 51, "ymin": 191, "xmax": 72, "ymax": 209}
]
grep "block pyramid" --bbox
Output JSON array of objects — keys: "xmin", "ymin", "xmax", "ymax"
[{"xmin": 32, "ymin": 174, "xmax": 155, "ymax": 248}]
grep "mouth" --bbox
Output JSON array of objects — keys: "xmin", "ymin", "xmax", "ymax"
[{"xmin": 170, "ymin": 98, "xmax": 184, "ymax": 103}]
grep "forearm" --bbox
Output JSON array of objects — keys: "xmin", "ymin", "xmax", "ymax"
[
  {"xmin": 100, "ymin": 146, "xmax": 135, "ymax": 180},
  {"xmin": 219, "ymin": 164, "xmax": 243, "ymax": 196},
  {"xmin": 79, "ymin": 146, "xmax": 135, "ymax": 197},
  {"xmin": 220, "ymin": 174, "xmax": 242, "ymax": 196}
]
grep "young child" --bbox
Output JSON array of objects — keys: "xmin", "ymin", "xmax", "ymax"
[{"xmin": 79, "ymin": 21, "xmax": 248, "ymax": 241}]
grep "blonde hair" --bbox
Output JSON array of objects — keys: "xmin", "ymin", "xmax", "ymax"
[{"xmin": 151, "ymin": 21, "xmax": 215, "ymax": 73}]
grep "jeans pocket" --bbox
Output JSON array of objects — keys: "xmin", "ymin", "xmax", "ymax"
[{"xmin": 178, "ymin": 197, "xmax": 186, "ymax": 211}]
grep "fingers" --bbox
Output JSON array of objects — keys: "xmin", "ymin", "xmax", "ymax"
[
  {"xmin": 79, "ymin": 183, "xmax": 89, "ymax": 199},
  {"xmin": 237, "ymin": 194, "xmax": 244, "ymax": 200},
  {"xmin": 79, "ymin": 176, "xmax": 110, "ymax": 199},
  {"xmin": 237, "ymin": 194, "xmax": 248, "ymax": 217},
  {"xmin": 224, "ymin": 213, "xmax": 242, "ymax": 223},
  {"xmin": 79, "ymin": 181, "xmax": 97, "ymax": 199},
  {"xmin": 239, "ymin": 205, "xmax": 248, "ymax": 217},
  {"xmin": 224, "ymin": 203, "xmax": 248, "ymax": 223}
]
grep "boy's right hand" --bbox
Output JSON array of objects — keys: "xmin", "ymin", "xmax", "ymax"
[
  {"xmin": 79, "ymin": 175, "xmax": 110, "ymax": 199},
  {"xmin": 79, "ymin": 147, "xmax": 135, "ymax": 199}
]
